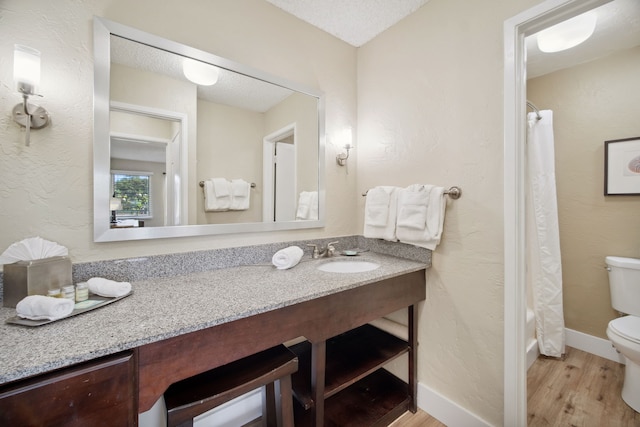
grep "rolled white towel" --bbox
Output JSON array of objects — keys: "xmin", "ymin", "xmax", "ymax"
[
  {"xmin": 87, "ymin": 277, "xmax": 132, "ymax": 298},
  {"xmin": 271, "ymin": 246, "xmax": 304, "ymax": 270},
  {"xmin": 16, "ymin": 295, "xmax": 74, "ymax": 321}
]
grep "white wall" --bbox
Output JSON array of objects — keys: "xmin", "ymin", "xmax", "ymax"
[
  {"xmin": 0, "ymin": 0, "xmax": 358, "ymax": 263},
  {"xmin": 356, "ymin": 0, "xmax": 540, "ymax": 424}
]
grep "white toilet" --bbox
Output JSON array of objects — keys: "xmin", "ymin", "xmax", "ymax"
[{"xmin": 605, "ymin": 256, "xmax": 640, "ymax": 412}]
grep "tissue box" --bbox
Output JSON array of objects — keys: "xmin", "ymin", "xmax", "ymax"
[{"xmin": 3, "ymin": 256, "xmax": 72, "ymax": 308}]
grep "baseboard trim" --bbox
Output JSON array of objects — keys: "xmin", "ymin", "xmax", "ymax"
[
  {"xmin": 417, "ymin": 382, "xmax": 492, "ymax": 427},
  {"xmin": 565, "ymin": 328, "xmax": 625, "ymax": 364}
]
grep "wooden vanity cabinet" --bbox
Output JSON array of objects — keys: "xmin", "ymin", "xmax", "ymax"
[
  {"xmin": 290, "ymin": 324, "xmax": 413, "ymax": 426},
  {"xmin": 0, "ymin": 351, "xmax": 137, "ymax": 426}
]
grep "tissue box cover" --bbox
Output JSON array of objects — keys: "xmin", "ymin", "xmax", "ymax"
[{"xmin": 3, "ymin": 256, "xmax": 72, "ymax": 308}]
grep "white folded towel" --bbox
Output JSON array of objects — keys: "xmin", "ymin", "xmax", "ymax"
[
  {"xmin": 230, "ymin": 179, "xmax": 251, "ymax": 210},
  {"xmin": 396, "ymin": 184, "xmax": 447, "ymax": 250},
  {"xmin": 212, "ymin": 178, "xmax": 230, "ymax": 197},
  {"xmin": 397, "ymin": 187, "xmax": 430, "ymax": 230},
  {"xmin": 16, "ymin": 295, "xmax": 74, "ymax": 321},
  {"xmin": 308, "ymin": 191, "xmax": 319, "ymax": 220},
  {"xmin": 296, "ymin": 191, "xmax": 318, "ymax": 220},
  {"xmin": 363, "ymin": 186, "xmax": 399, "ymax": 242},
  {"xmin": 87, "ymin": 277, "xmax": 132, "ymax": 298},
  {"xmin": 271, "ymin": 246, "xmax": 304, "ymax": 270},
  {"xmin": 204, "ymin": 178, "xmax": 231, "ymax": 211}
]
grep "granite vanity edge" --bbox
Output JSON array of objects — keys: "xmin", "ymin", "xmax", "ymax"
[{"xmin": 0, "ymin": 236, "xmax": 431, "ymax": 301}]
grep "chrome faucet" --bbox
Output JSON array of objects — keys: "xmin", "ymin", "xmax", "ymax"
[{"xmin": 307, "ymin": 241, "xmax": 339, "ymax": 259}]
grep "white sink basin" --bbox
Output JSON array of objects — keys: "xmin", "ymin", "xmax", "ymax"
[{"xmin": 317, "ymin": 260, "xmax": 380, "ymax": 273}]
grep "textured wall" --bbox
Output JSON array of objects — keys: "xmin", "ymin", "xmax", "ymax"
[
  {"xmin": 528, "ymin": 46, "xmax": 640, "ymax": 339},
  {"xmin": 0, "ymin": 0, "xmax": 358, "ymax": 262},
  {"xmin": 356, "ymin": 0, "xmax": 540, "ymax": 424}
]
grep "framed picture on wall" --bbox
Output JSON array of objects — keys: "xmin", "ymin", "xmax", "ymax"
[{"xmin": 605, "ymin": 137, "xmax": 640, "ymax": 195}]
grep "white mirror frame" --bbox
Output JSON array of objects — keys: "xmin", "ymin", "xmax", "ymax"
[
  {"xmin": 503, "ymin": 0, "xmax": 612, "ymax": 424},
  {"xmin": 93, "ymin": 16, "xmax": 325, "ymax": 242}
]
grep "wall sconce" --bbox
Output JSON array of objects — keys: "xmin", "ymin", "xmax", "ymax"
[
  {"xmin": 110, "ymin": 196, "xmax": 122, "ymax": 224},
  {"xmin": 12, "ymin": 44, "xmax": 50, "ymax": 146},
  {"xmin": 335, "ymin": 128, "xmax": 354, "ymax": 166},
  {"xmin": 336, "ymin": 143, "xmax": 353, "ymax": 166}
]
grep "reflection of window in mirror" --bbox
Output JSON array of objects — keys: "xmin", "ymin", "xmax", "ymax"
[{"xmin": 111, "ymin": 170, "xmax": 152, "ymax": 219}]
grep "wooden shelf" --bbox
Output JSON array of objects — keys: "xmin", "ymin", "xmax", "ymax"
[
  {"xmin": 289, "ymin": 324, "xmax": 409, "ymax": 413},
  {"xmin": 294, "ymin": 368, "xmax": 410, "ymax": 427}
]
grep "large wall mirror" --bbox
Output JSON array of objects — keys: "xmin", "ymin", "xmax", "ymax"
[{"xmin": 93, "ymin": 17, "xmax": 325, "ymax": 242}]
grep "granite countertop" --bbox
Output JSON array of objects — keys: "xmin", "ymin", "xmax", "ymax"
[{"xmin": 0, "ymin": 252, "xmax": 426, "ymax": 386}]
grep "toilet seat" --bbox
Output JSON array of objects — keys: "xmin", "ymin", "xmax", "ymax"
[{"xmin": 609, "ymin": 316, "xmax": 640, "ymax": 345}]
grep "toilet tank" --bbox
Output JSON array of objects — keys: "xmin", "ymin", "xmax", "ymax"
[{"xmin": 606, "ymin": 256, "xmax": 640, "ymax": 317}]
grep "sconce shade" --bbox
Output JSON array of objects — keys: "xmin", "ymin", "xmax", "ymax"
[
  {"xmin": 110, "ymin": 197, "xmax": 123, "ymax": 211},
  {"xmin": 182, "ymin": 58, "xmax": 219, "ymax": 86},
  {"xmin": 14, "ymin": 44, "xmax": 41, "ymax": 95}
]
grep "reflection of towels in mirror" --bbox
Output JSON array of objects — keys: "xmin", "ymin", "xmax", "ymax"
[
  {"xmin": 296, "ymin": 191, "xmax": 318, "ymax": 220},
  {"xmin": 204, "ymin": 178, "xmax": 231, "ymax": 211},
  {"xmin": 230, "ymin": 179, "xmax": 251, "ymax": 210}
]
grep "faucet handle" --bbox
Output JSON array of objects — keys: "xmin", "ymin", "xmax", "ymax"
[
  {"xmin": 307, "ymin": 244, "xmax": 319, "ymax": 259},
  {"xmin": 327, "ymin": 241, "xmax": 339, "ymax": 256}
]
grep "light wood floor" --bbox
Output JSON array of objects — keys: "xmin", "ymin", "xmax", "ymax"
[
  {"xmin": 390, "ymin": 346, "xmax": 640, "ymax": 427},
  {"xmin": 528, "ymin": 346, "xmax": 639, "ymax": 426}
]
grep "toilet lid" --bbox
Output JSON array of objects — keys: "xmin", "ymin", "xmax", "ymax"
[{"xmin": 609, "ymin": 316, "xmax": 640, "ymax": 344}]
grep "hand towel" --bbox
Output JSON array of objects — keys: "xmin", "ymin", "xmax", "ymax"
[
  {"xmin": 204, "ymin": 178, "xmax": 231, "ymax": 211},
  {"xmin": 16, "ymin": 295, "xmax": 74, "ymax": 321},
  {"xmin": 230, "ymin": 179, "xmax": 251, "ymax": 210},
  {"xmin": 308, "ymin": 191, "xmax": 319, "ymax": 220},
  {"xmin": 212, "ymin": 178, "xmax": 230, "ymax": 197},
  {"xmin": 397, "ymin": 187, "xmax": 430, "ymax": 230},
  {"xmin": 271, "ymin": 246, "xmax": 304, "ymax": 270},
  {"xmin": 296, "ymin": 191, "xmax": 318, "ymax": 220},
  {"xmin": 87, "ymin": 277, "xmax": 132, "ymax": 298},
  {"xmin": 396, "ymin": 184, "xmax": 447, "ymax": 250},
  {"xmin": 363, "ymin": 186, "xmax": 399, "ymax": 242}
]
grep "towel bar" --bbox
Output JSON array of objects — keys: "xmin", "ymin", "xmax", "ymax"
[
  {"xmin": 362, "ymin": 185, "xmax": 462, "ymax": 199},
  {"xmin": 199, "ymin": 181, "xmax": 256, "ymax": 189}
]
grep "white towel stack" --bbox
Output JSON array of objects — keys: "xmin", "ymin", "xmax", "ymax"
[
  {"xmin": 363, "ymin": 186, "xmax": 399, "ymax": 242},
  {"xmin": 16, "ymin": 295, "xmax": 74, "ymax": 321},
  {"xmin": 272, "ymin": 246, "xmax": 304, "ymax": 270},
  {"xmin": 87, "ymin": 277, "xmax": 132, "ymax": 298},
  {"xmin": 296, "ymin": 191, "xmax": 319, "ymax": 220},
  {"xmin": 204, "ymin": 178, "xmax": 252, "ymax": 212},
  {"xmin": 396, "ymin": 184, "xmax": 446, "ymax": 250},
  {"xmin": 204, "ymin": 178, "xmax": 232, "ymax": 211},
  {"xmin": 229, "ymin": 179, "xmax": 251, "ymax": 211}
]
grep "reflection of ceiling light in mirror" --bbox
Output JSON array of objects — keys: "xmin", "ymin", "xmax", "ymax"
[
  {"xmin": 536, "ymin": 11, "xmax": 597, "ymax": 53},
  {"xmin": 182, "ymin": 58, "xmax": 219, "ymax": 86}
]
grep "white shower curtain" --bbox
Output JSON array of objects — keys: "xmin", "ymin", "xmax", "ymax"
[{"xmin": 526, "ymin": 110, "xmax": 565, "ymax": 357}]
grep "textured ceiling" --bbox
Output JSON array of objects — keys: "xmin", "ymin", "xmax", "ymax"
[
  {"xmin": 265, "ymin": 0, "xmax": 430, "ymax": 47},
  {"xmin": 265, "ymin": 0, "xmax": 640, "ymax": 78}
]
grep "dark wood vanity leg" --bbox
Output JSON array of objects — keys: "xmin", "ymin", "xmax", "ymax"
[
  {"xmin": 408, "ymin": 304, "xmax": 418, "ymax": 413},
  {"xmin": 310, "ymin": 340, "xmax": 326, "ymax": 427}
]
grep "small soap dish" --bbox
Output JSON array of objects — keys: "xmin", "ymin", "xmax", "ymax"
[{"xmin": 341, "ymin": 249, "xmax": 369, "ymax": 256}]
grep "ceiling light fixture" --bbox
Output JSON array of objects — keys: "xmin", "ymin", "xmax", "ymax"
[
  {"xmin": 182, "ymin": 58, "xmax": 219, "ymax": 86},
  {"xmin": 536, "ymin": 11, "xmax": 597, "ymax": 53}
]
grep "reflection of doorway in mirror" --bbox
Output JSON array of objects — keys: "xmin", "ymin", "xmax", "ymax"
[
  {"xmin": 263, "ymin": 124, "xmax": 297, "ymax": 222},
  {"xmin": 109, "ymin": 102, "xmax": 188, "ymax": 227}
]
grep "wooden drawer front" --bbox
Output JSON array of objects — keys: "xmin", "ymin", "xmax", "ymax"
[{"xmin": 0, "ymin": 351, "xmax": 137, "ymax": 427}]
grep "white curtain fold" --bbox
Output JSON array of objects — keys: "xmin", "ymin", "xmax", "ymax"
[{"xmin": 526, "ymin": 110, "xmax": 565, "ymax": 357}]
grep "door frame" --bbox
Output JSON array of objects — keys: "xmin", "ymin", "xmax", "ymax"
[{"xmin": 502, "ymin": 0, "xmax": 611, "ymax": 424}]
